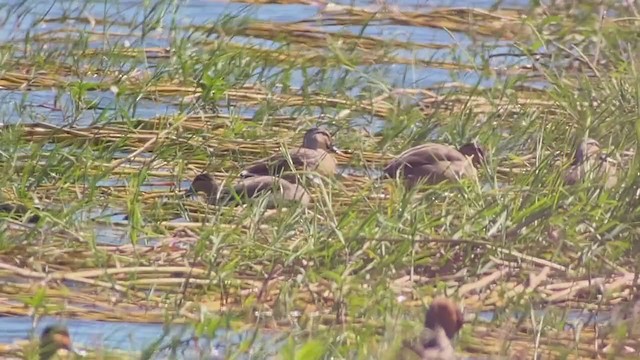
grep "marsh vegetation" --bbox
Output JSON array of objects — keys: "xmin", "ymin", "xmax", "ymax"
[{"xmin": 0, "ymin": 0, "xmax": 639, "ymax": 358}]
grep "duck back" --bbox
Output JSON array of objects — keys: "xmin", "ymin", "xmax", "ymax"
[
  {"xmin": 384, "ymin": 144, "xmax": 477, "ymax": 186},
  {"xmin": 220, "ymin": 176, "xmax": 311, "ymax": 208},
  {"xmin": 242, "ymin": 147, "xmax": 336, "ymax": 178}
]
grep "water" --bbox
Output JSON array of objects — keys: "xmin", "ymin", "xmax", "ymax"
[
  {"xmin": 96, "ymin": 177, "xmax": 179, "ymax": 192},
  {"xmin": 0, "ymin": 308, "xmax": 617, "ymax": 358},
  {"xmin": 0, "ymin": 317, "xmax": 190, "ymax": 352},
  {"xmin": 0, "ymin": 0, "xmax": 533, "ymax": 127},
  {"xmin": 0, "ymin": 0, "xmax": 553, "ymax": 355},
  {"xmin": 0, "ymin": 316, "xmax": 279, "ymax": 358},
  {"xmin": 477, "ymin": 308, "xmax": 616, "ymax": 329}
]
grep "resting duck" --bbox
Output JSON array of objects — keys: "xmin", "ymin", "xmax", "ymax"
[
  {"xmin": 39, "ymin": 325, "xmax": 77, "ymax": 360},
  {"xmin": 240, "ymin": 127, "xmax": 343, "ymax": 180},
  {"xmin": 383, "ymin": 142, "xmax": 485, "ymax": 188},
  {"xmin": 564, "ymin": 138, "xmax": 617, "ymax": 188},
  {"xmin": 186, "ymin": 173, "xmax": 311, "ymax": 208},
  {"xmin": 0, "ymin": 202, "xmax": 41, "ymax": 223}
]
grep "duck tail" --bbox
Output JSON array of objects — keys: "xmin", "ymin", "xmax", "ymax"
[{"xmin": 239, "ymin": 170, "xmax": 256, "ymax": 178}]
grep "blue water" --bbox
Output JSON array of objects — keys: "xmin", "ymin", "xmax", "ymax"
[
  {"xmin": 0, "ymin": 316, "xmax": 190, "ymax": 352},
  {"xmin": 0, "ymin": 316, "xmax": 279, "ymax": 358},
  {"xmin": 0, "ymin": 308, "xmax": 616, "ymax": 358},
  {"xmin": 0, "ymin": 0, "xmax": 534, "ymax": 127}
]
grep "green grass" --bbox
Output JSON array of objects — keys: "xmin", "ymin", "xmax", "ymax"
[{"xmin": 0, "ymin": 0, "xmax": 640, "ymax": 358}]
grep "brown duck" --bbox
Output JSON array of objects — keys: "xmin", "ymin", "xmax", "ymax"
[
  {"xmin": 564, "ymin": 138, "xmax": 617, "ymax": 188},
  {"xmin": 186, "ymin": 173, "xmax": 311, "ymax": 208},
  {"xmin": 402, "ymin": 297, "xmax": 464, "ymax": 360},
  {"xmin": 240, "ymin": 127, "xmax": 342, "ymax": 180},
  {"xmin": 383, "ymin": 142, "xmax": 485, "ymax": 188},
  {"xmin": 39, "ymin": 325, "xmax": 78, "ymax": 360}
]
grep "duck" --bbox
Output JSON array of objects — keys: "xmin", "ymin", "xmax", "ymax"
[
  {"xmin": 240, "ymin": 127, "xmax": 343, "ymax": 180},
  {"xmin": 0, "ymin": 203, "xmax": 40, "ymax": 223},
  {"xmin": 382, "ymin": 142, "xmax": 485, "ymax": 188},
  {"xmin": 186, "ymin": 173, "xmax": 311, "ymax": 208},
  {"xmin": 564, "ymin": 138, "xmax": 617, "ymax": 188},
  {"xmin": 39, "ymin": 325, "xmax": 76, "ymax": 360},
  {"xmin": 402, "ymin": 297, "xmax": 464, "ymax": 360}
]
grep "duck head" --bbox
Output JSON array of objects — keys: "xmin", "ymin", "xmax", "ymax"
[
  {"xmin": 302, "ymin": 127, "xmax": 344, "ymax": 154},
  {"xmin": 39, "ymin": 325, "xmax": 73, "ymax": 360},
  {"xmin": 424, "ymin": 297, "xmax": 464, "ymax": 339},
  {"xmin": 185, "ymin": 173, "xmax": 220, "ymax": 201},
  {"xmin": 458, "ymin": 142, "xmax": 485, "ymax": 168},
  {"xmin": 574, "ymin": 138, "xmax": 602, "ymax": 165}
]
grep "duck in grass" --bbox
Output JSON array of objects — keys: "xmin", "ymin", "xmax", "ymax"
[
  {"xmin": 382, "ymin": 142, "xmax": 485, "ymax": 188},
  {"xmin": 39, "ymin": 325, "xmax": 80, "ymax": 360},
  {"xmin": 240, "ymin": 127, "xmax": 344, "ymax": 181},
  {"xmin": 564, "ymin": 138, "xmax": 617, "ymax": 188},
  {"xmin": 0, "ymin": 202, "xmax": 41, "ymax": 223},
  {"xmin": 402, "ymin": 297, "xmax": 464, "ymax": 360},
  {"xmin": 186, "ymin": 173, "xmax": 311, "ymax": 208}
]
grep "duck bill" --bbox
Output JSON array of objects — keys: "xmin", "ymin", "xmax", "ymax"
[
  {"xmin": 184, "ymin": 187, "xmax": 195, "ymax": 198},
  {"xmin": 52, "ymin": 333, "xmax": 72, "ymax": 349},
  {"xmin": 309, "ymin": 174, "xmax": 323, "ymax": 186},
  {"xmin": 330, "ymin": 145, "xmax": 346, "ymax": 155},
  {"xmin": 70, "ymin": 346, "xmax": 88, "ymax": 357},
  {"xmin": 239, "ymin": 170, "xmax": 259, "ymax": 178},
  {"xmin": 55, "ymin": 334, "xmax": 86, "ymax": 356}
]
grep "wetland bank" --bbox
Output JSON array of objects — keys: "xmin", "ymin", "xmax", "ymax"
[{"xmin": 0, "ymin": 0, "xmax": 640, "ymax": 358}]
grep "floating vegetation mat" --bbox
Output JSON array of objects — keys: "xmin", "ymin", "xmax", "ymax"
[{"xmin": 1, "ymin": 0, "xmax": 640, "ymax": 358}]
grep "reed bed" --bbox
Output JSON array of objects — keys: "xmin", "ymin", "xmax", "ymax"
[{"xmin": 1, "ymin": 0, "xmax": 640, "ymax": 358}]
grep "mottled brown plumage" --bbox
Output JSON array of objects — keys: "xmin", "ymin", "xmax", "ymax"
[
  {"xmin": 186, "ymin": 173, "xmax": 311, "ymax": 208},
  {"xmin": 383, "ymin": 142, "xmax": 485, "ymax": 188},
  {"xmin": 402, "ymin": 298, "xmax": 464, "ymax": 360},
  {"xmin": 240, "ymin": 127, "xmax": 342, "ymax": 179},
  {"xmin": 564, "ymin": 138, "xmax": 617, "ymax": 188}
]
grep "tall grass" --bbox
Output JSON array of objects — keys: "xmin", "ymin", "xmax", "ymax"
[{"xmin": 0, "ymin": 0, "xmax": 639, "ymax": 358}]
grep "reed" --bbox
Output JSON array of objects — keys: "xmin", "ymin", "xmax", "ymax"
[{"xmin": 0, "ymin": 0, "xmax": 639, "ymax": 358}]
